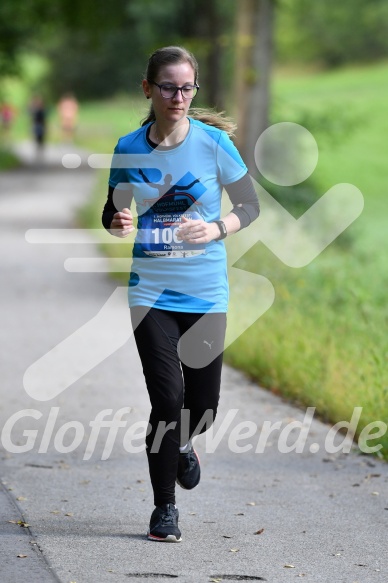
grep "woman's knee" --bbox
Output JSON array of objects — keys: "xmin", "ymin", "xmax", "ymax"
[{"xmin": 181, "ymin": 405, "xmax": 218, "ymax": 440}]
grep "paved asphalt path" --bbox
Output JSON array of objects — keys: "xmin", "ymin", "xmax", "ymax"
[{"xmin": 0, "ymin": 142, "xmax": 387, "ymax": 583}]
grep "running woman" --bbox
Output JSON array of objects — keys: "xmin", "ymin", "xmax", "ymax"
[{"xmin": 102, "ymin": 46, "xmax": 259, "ymax": 542}]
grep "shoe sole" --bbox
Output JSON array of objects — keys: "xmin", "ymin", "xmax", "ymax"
[
  {"xmin": 176, "ymin": 449, "xmax": 200, "ymax": 490},
  {"xmin": 147, "ymin": 532, "xmax": 182, "ymax": 542}
]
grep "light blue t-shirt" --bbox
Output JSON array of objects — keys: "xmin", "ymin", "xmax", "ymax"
[{"xmin": 108, "ymin": 117, "xmax": 247, "ymax": 313}]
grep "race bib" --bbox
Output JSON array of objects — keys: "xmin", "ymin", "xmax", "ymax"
[{"xmin": 138, "ymin": 210, "xmax": 206, "ymax": 258}]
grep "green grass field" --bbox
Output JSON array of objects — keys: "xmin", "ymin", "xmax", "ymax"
[
  {"xmin": 228, "ymin": 62, "xmax": 388, "ymax": 457},
  {"xmin": 3, "ymin": 60, "xmax": 387, "ymax": 457}
]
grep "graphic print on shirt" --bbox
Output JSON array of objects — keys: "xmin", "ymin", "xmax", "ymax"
[{"xmin": 136, "ymin": 169, "xmax": 207, "ymax": 258}]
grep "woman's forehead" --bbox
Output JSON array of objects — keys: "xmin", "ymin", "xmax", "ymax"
[{"xmin": 156, "ymin": 62, "xmax": 195, "ymax": 83}]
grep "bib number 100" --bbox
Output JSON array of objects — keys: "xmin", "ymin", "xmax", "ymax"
[{"xmin": 151, "ymin": 227, "xmax": 180, "ymax": 245}]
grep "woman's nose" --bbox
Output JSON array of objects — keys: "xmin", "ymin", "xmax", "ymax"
[{"xmin": 172, "ymin": 89, "xmax": 184, "ymax": 103}]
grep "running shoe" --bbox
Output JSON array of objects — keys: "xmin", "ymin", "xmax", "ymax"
[
  {"xmin": 176, "ymin": 446, "xmax": 201, "ymax": 490},
  {"xmin": 147, "ymin": 503, "xmax": 182, "ymax": 542}
]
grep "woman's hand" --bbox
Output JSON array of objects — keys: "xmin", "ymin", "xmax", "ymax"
[
  {"xmin": 109, "ymin": 207, "xmax": 134, "ymax": 238},
  {"xmin": 176, "ymin": 215, "xmax": 220, "ymax": 244}
]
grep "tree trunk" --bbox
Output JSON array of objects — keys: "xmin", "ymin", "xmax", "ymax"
[
  {"xmin": 196, "ymin": 0, "xmax": 224, "ymax": 109},
  {"xmin": 205, "ymin": 1, "xmax": 224, "ymax": 110},
  {"xmin": 235, "ymin": 0, "xmax": 275, "ymax": 175},
  {"xmin": 234, "ymin": 0, "xmax": 254, "ymax": 152}
]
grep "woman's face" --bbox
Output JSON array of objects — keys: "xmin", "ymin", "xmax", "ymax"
[{"xmin": 143, "ymin": 61, "xmax": 196, "ymax": 125}]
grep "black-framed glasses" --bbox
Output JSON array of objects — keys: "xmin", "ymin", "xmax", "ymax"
[{"xmin": 151, "ymin": 82, "xmax": 199, "ymax": 100}]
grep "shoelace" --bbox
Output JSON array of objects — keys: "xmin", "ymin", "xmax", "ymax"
[
  {"xmin": 161, "ymin": 509, "xmax": 175, "ymax": 525},
  {"xmin": 184, "ymin": 451, "xmax": 196, "ymax": 470}
]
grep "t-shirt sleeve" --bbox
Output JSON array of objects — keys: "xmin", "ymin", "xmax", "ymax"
[
  {"xmin": 216, "ymin": 131, "xmax": 248, "ymax": 186},
  {"xmin": 108, "ymin": 140, "xmax": 129, "ymax": 189}
]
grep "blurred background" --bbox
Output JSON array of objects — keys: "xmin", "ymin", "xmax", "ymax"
[{"xmin": 1, "ymin": 0, "xmax": 387, "ymax": 456}]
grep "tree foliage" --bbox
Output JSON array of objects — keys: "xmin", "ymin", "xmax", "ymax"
[
  {"xmin": 2, "ymin": 0, "xmax": 388, "ymax": 102},
  {"xmin": 38, "ymin": 0, "xmax": 235, "ymax": 103},
  {"xmin": 0, "ymin": 0, "xmax": 53, "ymax": 76},
  {"xmin": 276, "ymin": 0, "xmax": 388, "ymax": 66},
  {"xmin": 1, "ymin": 0, "xmax": 190, "ymax": 95}
]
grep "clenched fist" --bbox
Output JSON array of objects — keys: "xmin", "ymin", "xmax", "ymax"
[{"xmin": 109, "ymin": 207, "xmax": 134, "ymax": 238}]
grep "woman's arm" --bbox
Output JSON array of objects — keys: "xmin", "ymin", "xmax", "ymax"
[
  {"xmin": 224, "ymin": 172, "xmax": 260, "ymax": 228},
  {"xmin": 177, "ymin": 172, "xmax": 259, "ymax": 243},
  {"xmin": 102, "ymin": 185, "xmax": 134, "ymax": 237}
]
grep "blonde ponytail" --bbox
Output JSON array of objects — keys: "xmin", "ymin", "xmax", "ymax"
[
  {"xmin": 141, "ymin": 106, "xmax": 236, "ymax": 137},
  {"xmin": 188, "ymin": 108, "xmax": 237, "ymax": 137}
]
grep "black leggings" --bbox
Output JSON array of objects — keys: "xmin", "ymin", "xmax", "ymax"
[{"xmin": 130, "ymin": 306, "xmax": 227, "ymax": 507}]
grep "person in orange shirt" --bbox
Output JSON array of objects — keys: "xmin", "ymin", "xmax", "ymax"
[
  {"xmin": 57, "ymin": 93, "xmax": 79, "ymax": 142},
  {"xmin": 1, "ymin": 102, "xmax": 16, "ymax": 133}
]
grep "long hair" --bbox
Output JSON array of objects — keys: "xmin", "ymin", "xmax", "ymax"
[{"xmin": 140, "ymin": 46, "xmax": 236, "ymax": 137}]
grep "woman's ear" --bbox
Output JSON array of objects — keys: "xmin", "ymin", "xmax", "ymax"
[{"xmin": 142, "ymin": 79, "xmax": 151, "ymax": 100}]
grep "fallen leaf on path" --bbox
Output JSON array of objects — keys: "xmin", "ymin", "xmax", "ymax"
[
  {"xmin": 254, "ymin": 528, "xmax": 264, "ymax": 535},
  {"xmin": 222, "ymin": 535, "xmax": 232, "ymax": 538},
  {"xmin": 246, "ymin": 502, "xmax": 256, "ymax": 506},
  {"xmin": 17, "ymin": 521, "xmax": 30, "ymax": 528},
  {"xmin": 64, "ymin": 512, "xmax": 74, "ymax": 517},
  {"xmin": 16, "ymin": 496, "xmax": 27, "ymax": 501},
  {"xmin": 17, "ymin": 554, "xmax": 27, "ymax": 558},
  {"xmin": 229, "ymin": 548, "xmax": 239, "ymax": 552},
  {"xmin": 284, "ymin": 564, "xmax": 295, "ymax": 568}
]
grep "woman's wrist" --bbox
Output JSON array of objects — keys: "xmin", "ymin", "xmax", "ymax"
[{"xmin": 212, "ymin": 220, "xmax": 228, "ymax": 240}]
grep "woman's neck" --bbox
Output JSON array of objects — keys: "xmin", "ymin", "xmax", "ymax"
[{"xmin": 151, "ymin": 119, "xmax": 189, "ymax": 146}]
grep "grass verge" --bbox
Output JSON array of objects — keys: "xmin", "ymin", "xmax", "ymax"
[
  {"xmin": 0, "ymin": 146, "xmax": 21, "ymax": 170},
  {"xmin": 227, "ymin": 61, "xmax": 388, "ymax": 458}
]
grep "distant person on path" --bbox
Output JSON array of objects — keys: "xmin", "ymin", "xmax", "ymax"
[
  {"xmin": 29, "ymin": 96, "xmax": 47, "ymax": 149},
  {"xmin": 102, "ymin": 46, "xmax": 259, "ymax": 543},
  {"xmin": 1, "ymin": 102, "xmax": 16, "ymax": 135},
  {"xmin": 57, "ymin": 93, "xmax": 78, "ymax": 142}
]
